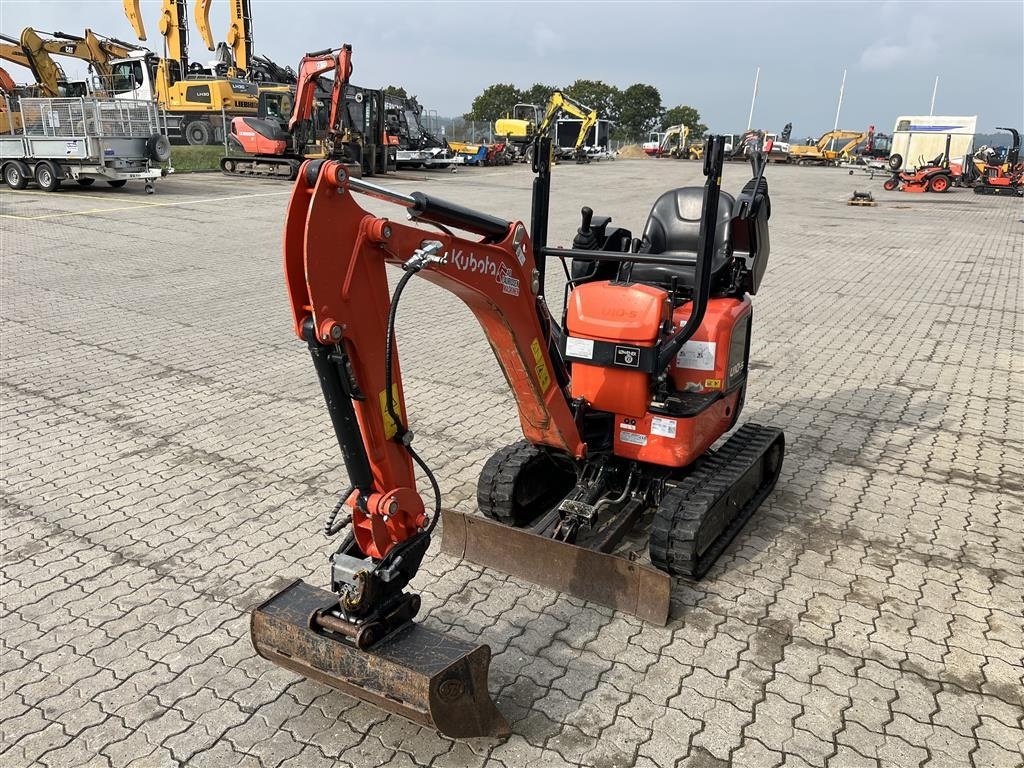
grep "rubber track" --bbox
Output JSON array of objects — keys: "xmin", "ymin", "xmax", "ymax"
[
  {"xmin": 476, "ymin": 441, "xmax": 536, "ymax": 526},
  {"xmin": 649, "ymin": 423, "xmax": 784, "ymax": 579}
]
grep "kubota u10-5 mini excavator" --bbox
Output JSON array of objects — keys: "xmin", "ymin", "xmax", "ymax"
[{"xmin": 250, "ymin": 126, "xmax": 785, "ymax": 738}]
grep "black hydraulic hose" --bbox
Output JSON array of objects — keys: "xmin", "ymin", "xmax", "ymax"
[
  {"xmin": 382, "ymin": 268, "xmax": 442, "ymax": 539},
  {"xmin": 324, "ymin": 485, "xmax": 354, "ymax": 537}
]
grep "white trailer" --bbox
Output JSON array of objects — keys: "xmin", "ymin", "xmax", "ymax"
[
  {"xmin": 890, "ymin": 115, "xmax": 977, "ymax": 171},
  {"xmin": 1, "ymin": 96, "xmax": 172, "ymax": 193}
]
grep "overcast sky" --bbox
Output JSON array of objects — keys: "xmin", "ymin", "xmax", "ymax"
[{"xmin": 2, "ymin": 1, "xmax": 1021, "ymax": 135}]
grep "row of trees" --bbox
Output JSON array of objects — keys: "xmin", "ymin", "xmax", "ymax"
[{"xmin": 463, "ymin": 80, "xmax": 708, "ymax": 142}]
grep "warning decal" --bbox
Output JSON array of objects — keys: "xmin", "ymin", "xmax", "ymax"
[{"xmin": 530, "ymin": 338, "xmax": 552, "ymax": 392}]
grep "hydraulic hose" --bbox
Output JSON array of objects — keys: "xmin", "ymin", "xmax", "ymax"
[{"xmin": 373, "ymin": 263, "xmax": 443, "ymax": 574}]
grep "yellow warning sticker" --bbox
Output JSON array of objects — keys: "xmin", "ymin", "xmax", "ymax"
[
  {"xmin": 530, "ymin": 338, "xmax": 552, "ymax": 393},
  {"xmin": 704, "ymin": 378, "xmax": 723, "ymax": 390},
  {"xmin": 379, "ymin": 385, "xmax": 401, "ymax": 439}
]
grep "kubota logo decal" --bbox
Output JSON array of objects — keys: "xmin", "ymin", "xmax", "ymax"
[{"xmin": 447, "ymin": 249, "xmax": 519, "ymax": 296}]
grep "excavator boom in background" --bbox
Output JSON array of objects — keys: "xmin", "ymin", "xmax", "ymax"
[
  {"xmin": 1, "ymin": 30, "xmax": 91, "ymax": 97},
  {"xmin": 250, "ymin": 130, "xmax": 784, "ymax": 737},
  {"xmin": 788, "ymin": 128, "xmax": 867, "ymax": 165},
  {"xmin": 108, "ymin": 0, "xmax": 258, "ymax": 144},
  {"xmin": 221, "ymin": 44, "xmax": 392, "ymax": 179},
  {"xmin": 495, "ymin": 90, "xmax": 598, "ymax": 163}
]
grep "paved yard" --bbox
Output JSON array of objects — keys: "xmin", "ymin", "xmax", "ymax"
[{"xmin": 1, "ymin": 161, "xmax": 1021, "ymax": 768}]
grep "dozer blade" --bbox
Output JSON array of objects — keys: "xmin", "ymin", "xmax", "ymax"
[
  {"xmin": 441, "ymin": 509, "xmax": 671, "ymax": 625},
  {"xmin": 250, "ymin": 580, "xmax": 509, "ymax": 739}
]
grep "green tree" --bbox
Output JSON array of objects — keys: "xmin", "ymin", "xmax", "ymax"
[
  {"xmin": 563, "ymin": 79, "xmax": 621, "ymax": 121},
  {"xmin": 615, "ymin": 83, "xmax": 663, "ymax": 140},
  {"xmin": 464, "ymin": 83, "xmax": 521, "ymax": 122},
  {"xmin": 662, "ymin": 104, "xmax": 707, "ymax": 137},
  {"xmin": 383, "ymin": 85, "xmax": 408, "ymax": 99},
  {"xmin": 520, "ymin": 83, "xmax": 560, "ymax": 108}
]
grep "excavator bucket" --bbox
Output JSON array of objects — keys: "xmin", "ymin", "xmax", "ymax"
[
  {"xmin": 251, "ymin": 580, "xmax": 510, "ymax": 739},
  {"xmin": 440, "ymin": 510, "xmax": 671, "ymax": 625}
]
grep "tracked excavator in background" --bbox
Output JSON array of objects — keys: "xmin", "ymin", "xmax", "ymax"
[
  {"xmin": 788, "ymin": 129, "xmax": 867, "ymax": 165},
  {"xmin": 0, "ymin": 30, "xmax": 92, "ymax": 97},
  {"xmin": 973, "ymin": 127, "xmax": 1023, "ymax": 197},
  {"xmin": 221, "ymin": 45, "xmax": 390, "ymax": 179},
  {"xmin": 249, "ymin": 123, "xmax": 785, "ymax": 737},
  {"xmin": 496, "ymin": 91, "xmax": 598, "ymax": 163}
]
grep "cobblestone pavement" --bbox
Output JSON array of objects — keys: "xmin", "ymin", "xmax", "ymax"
[{"xmin": 1, "ymin": 161, "xmax": 1021, "ymax": 768}]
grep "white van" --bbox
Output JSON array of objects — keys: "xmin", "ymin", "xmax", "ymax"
[{"xmin": 890, "ymin": 116, "xmax": 977, "ymax": 170}]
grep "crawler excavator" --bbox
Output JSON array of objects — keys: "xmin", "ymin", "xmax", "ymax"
[
  {"xmin": 788, "ymin": 129, "xmax": 867, "ymax": 165},
  {"xmin": 220, "ymin": 44, "xmax": 389, "ymax": 179},
  {"xmin": 249, "ymin": 125, "xmax": 784, "ymax": 737},
  {"xmin": 496, "ymin": 90, "xmax": 598, "ymax": 163}
]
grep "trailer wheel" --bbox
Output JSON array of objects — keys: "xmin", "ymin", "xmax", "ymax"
[
  {"xmin": 3, "ymin": 161, "xmax": 29, "ymax": 190},
  {"xmin": 34, "ymin": 161, "xmax": 62, "ymax": 192},
  {"xmin": 185, "ymin": 120, "xmax": 212, "ymax": 146},
  {"xmin": 929, "ymin": 174, "xmax": 950, "ymax": 193},
  {"xmin": 146, "ymin": 134, "xmax": 172, "ymax": 162},
  {"xmin": 77, "ymin": 177, "xmax": 95, "ymax": 187},
  {"xmin": 106, "ymin": 179, "xmax": 128, "ymax": 188},
  {"xmin": 888, "ymin": 153, "xmax": 903, "ymax": 171}
]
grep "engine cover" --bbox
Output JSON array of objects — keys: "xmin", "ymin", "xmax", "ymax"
[{"xmin": 565, "ymin": 281, "xmax": 668, "ymax": 418}]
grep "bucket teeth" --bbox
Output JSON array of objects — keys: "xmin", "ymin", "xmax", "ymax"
[{"xmin": 250, "ymin": 580, "xmax": 509, "ymax": 739}]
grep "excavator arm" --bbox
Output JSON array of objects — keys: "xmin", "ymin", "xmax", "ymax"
[
  {"xmin": 15, "ymin": 29, "xmax": 67, "ymax": 97},
  {"xmin": 20, "ymin": 29, "xmax": 138, "ymax": 86},
  {"xmin": 286, "ymin": 45, "xmax": 352, "ymax": 139},
  {"xmin": 156, "ymin": 0, "xmax": 189, "ymax": 71},
  {"xmin": 536, "ymin": 91, "xmax": 597, "ymax": 143},
  {"xmin": 284, "ymin": 162, "xmax": 584, "ymax": 561},
  {"xmin": 123, "ymin": 0, "xmax": 146, "ymax": 40},
  {"xmin": 225, "ymin": 0, "xmax": 254, "ymax": 76},
  {"xmin": 0, "ymin": 36, "xmax": 31, "ymax": 70},
  {"xmin": 250, "ymin": 158, "xmax": 583, "ymax": 738},
  {"xmin": 194, "ymin": 0, "xmax": 215, "ymax": 51}
]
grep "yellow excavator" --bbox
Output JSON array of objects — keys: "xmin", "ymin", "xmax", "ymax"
[
  {"xmin": 7, "ymin": 28, "xmax": 148, "ymax": 97},
  {"xmin": 115, "ymin": 0, "xmax": 259, "ymax": 144},
  {"xmin": 788, "ymin": 129, "xmax": 867, "ymax": 165},
  {"xmin": 495, "ymin": 91, "xmax": 598, "ymax": 163},
  {"xmin": 0, "ymin": 30, "xmax": 92, "ymax": 97}
]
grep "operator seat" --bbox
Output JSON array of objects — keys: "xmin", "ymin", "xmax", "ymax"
[{"xmin": 631, "ymin": 187, "xmax": 735, "ymax": 292}]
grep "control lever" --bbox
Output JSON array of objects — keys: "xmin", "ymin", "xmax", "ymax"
[
  {"xmin": 736, "ymin": 142, "xmax": 771, "ymax": 221},
  {"xmin": 572, "ymin": 207, "xmax": 599, "ymax": 250}
]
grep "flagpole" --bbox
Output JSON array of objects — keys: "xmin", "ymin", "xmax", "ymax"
[{"xmin": 746, "ymin": 66, "xmax": 760, "ymax": 131}]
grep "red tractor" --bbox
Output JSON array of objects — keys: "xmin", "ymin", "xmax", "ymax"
[{"xmin": 883, "ymin": 134, "xmax": 955, "ymax": 193}]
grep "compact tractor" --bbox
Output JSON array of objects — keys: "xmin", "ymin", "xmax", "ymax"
[
  {"xmin": 251, "ymin": 123, "xmax": 784, "ymax": 737},
  {"xmin": 884, "ymin": 133, "xmax": 957, "ymax": 193}
]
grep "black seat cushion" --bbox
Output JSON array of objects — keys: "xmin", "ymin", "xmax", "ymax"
[{"xmin": 631, "ymin": 187, "xmax": 735, "ymax": 289}]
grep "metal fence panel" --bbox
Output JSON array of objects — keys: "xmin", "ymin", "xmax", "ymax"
[{"xmin": 15, "ymin": 98, "xmax": 161, "ymax": 139}]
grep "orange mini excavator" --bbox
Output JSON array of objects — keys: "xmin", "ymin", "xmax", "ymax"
[
  {"xmin": 221, "ymin": 45, "xmax": 361, "ymax": 179},
  {"xmin": 250, "ymin": 131, "xmax": 784, "ymax": 738}
]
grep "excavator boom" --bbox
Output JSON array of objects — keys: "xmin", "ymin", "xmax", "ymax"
[
  {"xmin": 253, "ymin": 158, "xmax": 589, "ymax": 736},
  {"xmin": 226, "ymin": 0, "xmax": 254, "ymax": 75},
  {"xmin": 0, "ymin": 36, "xmax": 31, "ymax": 70},
  {"xmin": 194, "ymin": 0, "xmax": 215, "ymax": 51},
  {"xmin": 123, "ymin": 0, "xmax": 146, "ymax": 40}
]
